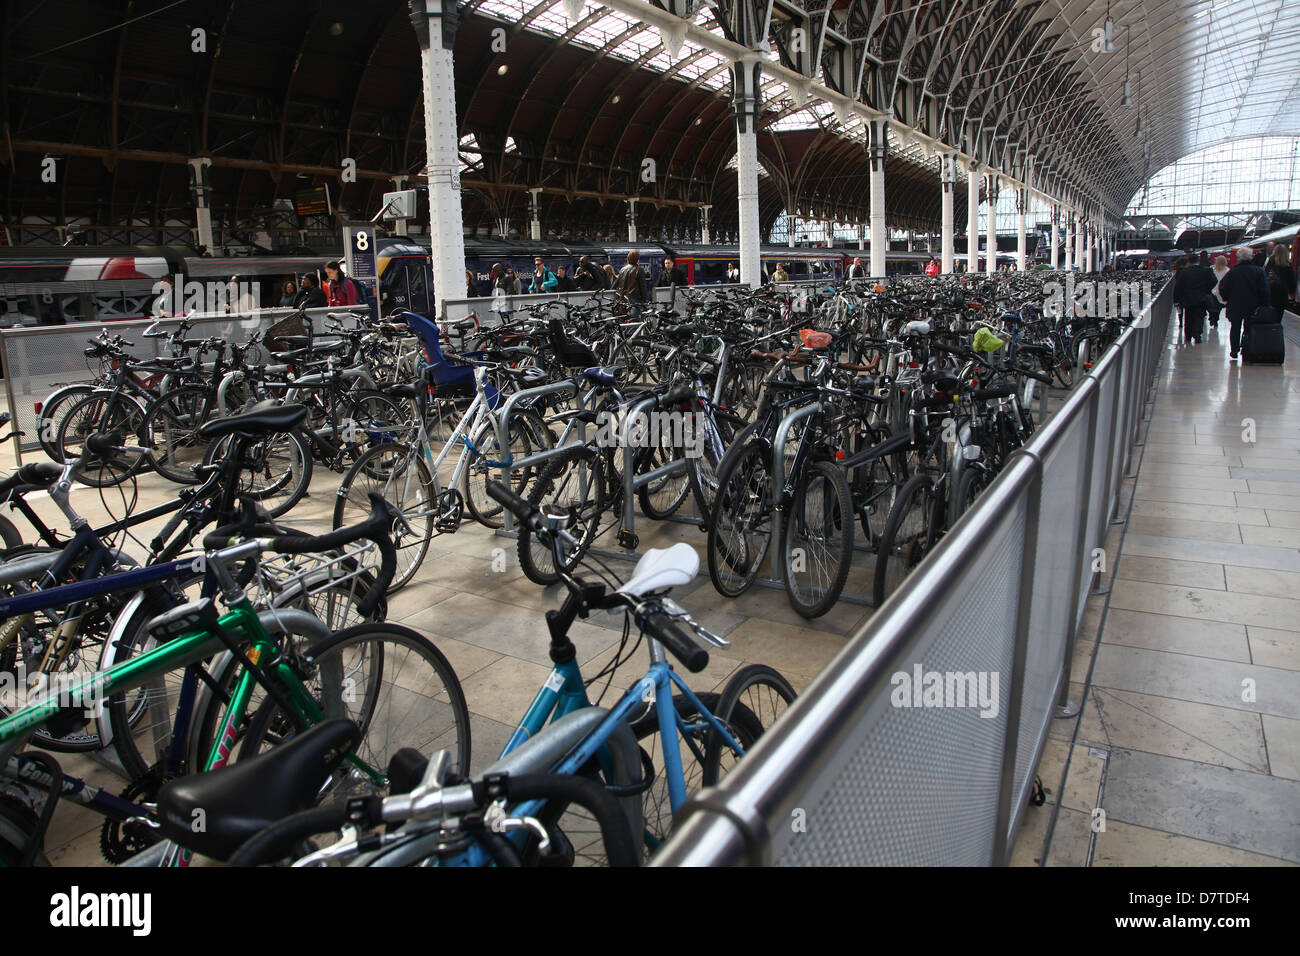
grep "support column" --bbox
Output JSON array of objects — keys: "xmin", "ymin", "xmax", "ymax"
[
  {"xmin": 528, "ymin": 188, "xmax": 542, "ymax": 241},
  {"xmin": 1015, "ymin": 187, "xmax": 1028, "ymax": 272},
  {"xmin": 1065, "ymin": 211, "xmax": 1074, "ymax": 270},
  {"xmin": 1076, "ymin": 215, "xmax": 1086, "ymax": 271},
  {"xmin": 967, "ymin": 162, "xmax": 981, "ymax": 273},
  {"xmin": 733, "ymin": 52, "xmax": 763, "ymax": 287},
  {"xmin": 700, "ymin": 205, "xmax": 711, "ymax": 245},
  {"xmin": 868, "ymin": 118, "xmax": 887, "ymax": 278},
  {"xmin": 857, "ymin": 223, "xmax": 866, "ymax": 251},
  {"xmin": 1050, "ymin": 204, "xmax": 1060, "ymax": 270},
  {"xmin": 626, "ymin": 198, "xmax": 638, "ymax": 242},
  {"xmin": 411, "ymin": 0, "xmax": 467, "ymax": 319},
  {"xmin": 187, "ymin": 157, "xmax": 214, "ymax": 253},
  {"xmin": 985, "ymin": 175, "xmax": 999, "ymax": 275},
  {"xmin": 788, "ymin": 209, "xmax": 797, "ymax": 248},
  {"xmin": 940, "ymin": 153, "xmax": 955, "ymax": 275}
]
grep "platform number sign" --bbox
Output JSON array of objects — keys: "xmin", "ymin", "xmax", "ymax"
[{"xmin": 343, "ymin": 226, "xmax": 381, "ymax": 317}]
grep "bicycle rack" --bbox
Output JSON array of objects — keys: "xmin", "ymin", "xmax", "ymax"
[{"xmin": 492, "ymin": 377, "xmax": 582, "ymax": 534}]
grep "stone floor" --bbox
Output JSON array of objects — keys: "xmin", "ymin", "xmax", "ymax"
[
  {"xmin": 3, "ymin": 322, "xmax": 1295, "ymax": 866},
  {"xmin": 1010, "ymin": 315, "xmax": 1300, "ymax": 867}
]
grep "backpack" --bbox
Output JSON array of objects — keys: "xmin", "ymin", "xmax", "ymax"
[{"xmin": 348, "ymin": 276, "xmax": 369, "ymax": 305}]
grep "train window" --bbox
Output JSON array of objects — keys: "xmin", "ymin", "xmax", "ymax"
[
  {"xmin": 700, "ymin": 261, "xmax": 729, "ymax": 281},
  {"xmin": 406, "ymin": 262, "xmax": 426, "ymax": 309}
]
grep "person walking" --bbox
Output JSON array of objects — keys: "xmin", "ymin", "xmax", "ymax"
[
  {"xmin": 1264, "ymin": 245, "xmax": 1296, "ymax": 314},
  {"xmin": 1173, "ymin": 253, "xmax": 1217, "ymax": 344},
  {"xmin": 655, "ymin": 256, "xmax": 686, "ymax": 287},
  {"xmin": 529, "ymin": 257, "xmax": 558, "ymax": 294},
  {"xmin": 574, "ymin": 256, "xmax": 606, "ymax": 291},
  {"xmin": 554, "ymin": 266, "xmax": 575, "ymax": 292},
  {"xmin": 465, "ymin": 270, "xmax": 479, "ymax": 298},
  {"xmin": 322, "ymin": 261, "xmax": 362, "ymax": 307},
  {"xmin": 603, "ymin": 263, "xmax": 617, "ymax": 287},
  {"xmin": 1209, "ymin": 254, "xmax": 1229, "ymax": 329},
  {"xmin": 1217, "ymin": 246, "xmax": 1271, "ymax": 361},
  {"xmin": 614, "ymin": 251, "xmax": 649, "ymax": 318}
]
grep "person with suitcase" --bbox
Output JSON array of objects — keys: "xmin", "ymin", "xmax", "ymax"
[{"xmin": 1217, "ymin": 247, "xmax": 1272, "ymax": 362}]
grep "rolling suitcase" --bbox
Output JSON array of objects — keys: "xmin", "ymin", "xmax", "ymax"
[{"xmin": 1242, "ymin": 319, "xmax": 1285, "ymax": 365}]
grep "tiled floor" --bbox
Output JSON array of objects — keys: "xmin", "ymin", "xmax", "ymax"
[{"xmin": 1011, "ymin": 316, "xmax": 1300, "ymax": 867}]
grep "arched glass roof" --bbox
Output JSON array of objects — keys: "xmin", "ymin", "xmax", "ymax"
[{"xmin": 1124, "ymin": 136, "xmax": 1300, "ymax": 216}]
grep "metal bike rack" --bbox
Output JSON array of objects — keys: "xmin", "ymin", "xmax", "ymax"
[{"xmin": 492, "ymin": 377, "xmax": 582, "ymax": 534}]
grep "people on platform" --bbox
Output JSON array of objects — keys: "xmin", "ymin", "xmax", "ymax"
[
  {"xmin": 465, "ymin": 270, "xmax": 479, "ymax": 298},
  {"xmin": 293, "ymin": 274, "xmax": 327, "ymax": 310},
  {"xmin": 1173, "ymin": 253, "xmax": 1217, "ymax": 345},
  {"xmin": 323, "ymin": 261, "xmax": 362, "ymax": 307},
  {"xmin": 530, "ymin": 257, "xmax": 558, "ymax": 294},
  {"xmin": 772, "ymin": 263, "xmax": 789, "ymax": 282},
  {"xmin": 1217, "ymin": 246, "xmax": 1271, "ymax": 361},
  {"xmin": 554, "ymin": 266, "xmax": 575, "ymax": 292},
  {"xmin": 504, "ymin": 267, "xmax": 522, "ymax": 295},
  {"xmin": 278, "ymin": 279, "xmax": 298, "ymax": 308},
  {"xmin": 848, "ymin": 257, "xmax": 866, "ymax": 279},
  {"xmin": 726, "ymin": 262, "xmax": 740, "ymax": 283},
  {"xmin": 575, "ymin": 256, "xmax": 606, "ymax": 291},
  {"xmin": 614, "ymin": 251, "xmax": 649, "ymax": 317},
  {"xmin": 924, "ymin": 257, "xmax": 940, "ymax": 278},
  {"xmin": 1208, "ymin": 254, "xmax": 1229, "ymax": 328},
  {"xmin": 603, "ymin": 263, "xmax": 617, "ymax": 286},
  {"xmin": 1264, "ymin": 245, "xmax": 1296, "ymax": 314},
  {"xmin": 656, "ymin": 256, "xmax": 686, "ymax": 287}
]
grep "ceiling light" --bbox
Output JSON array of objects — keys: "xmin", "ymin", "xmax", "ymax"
[
  {"xmin": 611, "ymin": 94, "xmax": 621, "ymax": 104},
  {"xmin": 497, "ymin": 64, "xmax": 509, "ymax": 76}
]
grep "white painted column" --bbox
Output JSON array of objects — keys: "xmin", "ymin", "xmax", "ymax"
[
  {"xmin": 188, "ymin": 157, "xmax": 215, "ymax": 252},
  {"xmin": 1015, "ymin": 188, "xmax": 1027, "ymax": 272},
  {"xmin": 733, "ymin": 53, "xmax": 762, "ymax": 287},
  {"xmin": 868, "ymin": 118, "xmax": 887, "ymax": 278},
  {"xmin": 1050, "ymin": 204, "xmax": 1059, "ymax": 270},
  {"xmin": 413, "ymin": 0, "xmax": 468, "ymax": 319},
  {"xmin": 967, "ymin": 163, "xmax": 981, "ymax": 272},
  {"xmin": 940, "ymin": 153, "xmax": 955, "ymax": 275},
  {"xmin": 626, "ymin": 198, "xmax": 638, "ymax": 242},
  {"xmin": 528, "ymin": 188, "xmax": 542, "ymax": 241},
  {"xmin": 858, "ymin": 223, "xmax": 866, "ymax": 251},
  {"xmin": 700, "ymin": 205, "xmax": 711, "ymax": 245},
  {"xmin": 985, "ymin": 175, "xmax": 998, "ymax": 275}
]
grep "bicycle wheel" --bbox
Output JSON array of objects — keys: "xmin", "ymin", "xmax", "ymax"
[
  {"xmin": 204, "ymin": 428, "xmax": 313, "ymax": 519},
  {"xmin": 463, "ymin": 410, "xmax": 553, "ymax": 529},
  {"xmin": 333, "ymin": 442, "xmax": 435, "ymax": 593},
  {"xmin": 702, "ymin": 664, "xmax": 797, "ymax": 784},
  {"xmin": 706, "ymin": 440, "xmax": 774, "ymax": 598},
  {"xmin": 55, "ymin": 393, "xmax": 148, "ymax": 486},
  {"xmin": 36, "ymin": 384, "xmax": 95, "ymax": 462},
  {"xmin": 684, "ymin": 419, "xmax": 728, "ymax": 527},
  {"xmin": 635, "ymin": 440, "xmax": 690, "ymax": 520},
  {"xmin": 344, "ymin": 390, "xmax": 416, "ymax": 459},
  {"xmin": 142, "ymin": 386, "xmax": 218, "ymax": 484},
  {"xmin": 630, "ymin": 693, "xmax": 762, "ymax": 855},
  {"xmin": 517, "ymin": 446, "xmax": 607, "ymax": 586},
  {"xmin": 237, "ymin": 622, "xmax": 472, "ymax": 802},
  {"xmin": 852, "ymin": 427, "xmax": 904, "ymax": 548},
  {"xmin": 872, "ymin": 473, "xmax": 938, "ymax": 607},
  {"xmin": 781, "ymin": 459, "xmax": 853, "ymax": 619}
]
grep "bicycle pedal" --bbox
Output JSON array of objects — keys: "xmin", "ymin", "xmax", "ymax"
[
  {"xmin": 617, "ymin": 529, "xmax": 639, "ymax": 550},
  {"xmin": 536, "ymin": 826, "xmax": 575, "ymax": 867}
]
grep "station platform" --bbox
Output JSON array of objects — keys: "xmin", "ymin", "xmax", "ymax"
[{"xmin": 1014, "ymin": 317, "xmax": 1300, "ymax": 866}]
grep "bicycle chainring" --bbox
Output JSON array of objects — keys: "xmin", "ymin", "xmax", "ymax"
[
  {"xmin": 99, "ymin": 767, "xmax": 166, "ymax": 864},
  {"xmin": 435, "ymin": 488, "xmax": 464, "ymax": 532}
]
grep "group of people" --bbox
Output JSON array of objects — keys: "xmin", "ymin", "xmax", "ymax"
[
  {"xmin": 479, "ymin": 252, "xmax": 693, "ymax": 302},
  {"xmin": 1171, "ymin": 244, "xmax": 1297, "ymax": 360},
  {"xmin": 277, "ymin": 261, "xmax": 366, "ymax": 310}
]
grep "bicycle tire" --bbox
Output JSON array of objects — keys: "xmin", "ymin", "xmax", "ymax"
[
  {"xmin": 463, "ymin": 409, "xmax": 553, "ymax": 529},
  {"xmin": 517, "ymin": 445, "xmax": 607, "ymax": 586},
  {"xmin": 141, "ymin": 385, "xmax": 216, "ymax": 484},
  {"xmin": 236, "ymin": 622, "xmax": 472, "ymax": 795},
  {"xmin": 706, "ymin": 440, "xmax": 774, "ymax": 598},
  {"xmin": 701, "ymin": 664, "xmax": 797, "ymax": 784},
  {"xmin": 36, "ymin": 384, "xmax": 95, "ymax": 462},
  {"xmin": 781, "ymin": 458, "xmax": 853, "ymax": 619},
  {"xmin": 871, "ymin": 473, "xmax": 938, "ymax": 607},
  {"xmin": 203, "ymin": 428, "xmax": 313, "ymax": 519},
  {"xmin": 54, "ymin": 393, "xmax": 148, "ymax": 487},
  {"xmin": 333, "ymin": 442, "xmax": 435, "ymax": 593}
]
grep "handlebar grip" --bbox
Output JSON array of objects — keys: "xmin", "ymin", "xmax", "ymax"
[
  {"xmin": 485, "ymin": 480, "xmax": 539, "ymax": 532},
  {"xmin": 84, "ymin": 432, "xmax": 125, "ymax": 459},
  {"xmin": 914, "ymin": 395, "xmax": 957, "ymax": 412},
  {"xmin": 640, "ymin": 611, "xmax": 708, "ymax": 673}
]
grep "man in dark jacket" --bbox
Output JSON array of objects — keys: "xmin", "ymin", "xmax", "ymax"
[
  {"xmin": 614, "ymin": 251, "xmax": 649, "ymax": 318},
  {"xmin": 1172, "ymin": 255, "xmax": 1218, "ymax": 344},
  {"xmin": 293, "ymin": 274, "xmax": 327, "ymax": 310},
  {"xmin": 655, "ymin": 256, "xmax": 686, "ymax": 288},
  {"xmin": 1217, "ymin": 247, "xmax": 1271, "ymax": 360},
  {"xmin": 575, "ymin": 256, "xmax": 606, "ymax": 291},
  {"xmin": 554, "ymin": 266, "xmax": 576, "ymax": 292}
]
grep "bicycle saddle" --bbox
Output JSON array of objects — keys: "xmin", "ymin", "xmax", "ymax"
[
  {"xmin": 582, "ymin": 366, "xmax": 623, "ymax": 386},
  {"xmin": 617, "ymin": 542, "xmax": 699, "ymax": 598},
  {"xmin": 155, "ymin": 718, "xmax": 360, "ymax": 862},
  {"xmin": 196, "ymin": 401, "xmax": 308, "ymax": 440},
  {"xmin": 904, "ymin": 320, "xmax": 932, "ymax": 335}
]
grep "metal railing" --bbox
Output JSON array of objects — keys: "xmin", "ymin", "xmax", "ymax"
[
  {"xmin": 0, "ymin": 305, "xmax": 366, "ymax": 461},
  {"xmin": 654, "ymin": 282, "xmax": 1172, "ymax": 866},
  {"xmin": 439, "ymin": 283, "xmax": 754, "ymax": 326}
]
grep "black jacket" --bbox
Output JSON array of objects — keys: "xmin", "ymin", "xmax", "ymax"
[
  {"xmin": 293, "ymin": 285, "xmax": 327, "ymax": 310},
  {"xmin": 655, "ymin": 266, "xmax": 686, "ymax": 288},
  {"xmin": 575, "ymin": 264, "xmax": 607, "ymax": 291},
  {"xmin": 1217, "ymin": 262, "xmax": 1270, "ymax": 323},
  {"xmin": 1173, "ymin": 265, "xmax": 1217, "ymax": 308},
  {"xmin": 614, "ymin": 264, "xmax": 648, "ymax": 301},
  {"xmin": 1265, "ymin": 263, "xmax": 1296, "ymax": 311}
]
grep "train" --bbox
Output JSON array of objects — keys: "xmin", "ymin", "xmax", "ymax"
[
  {"xmin": 1198, "ymin": 222, "xmax": 1300, "ymax": 269},
  {"xmin": 0, "ymin": 238, "xmax": 963, "ymax": 328}
]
